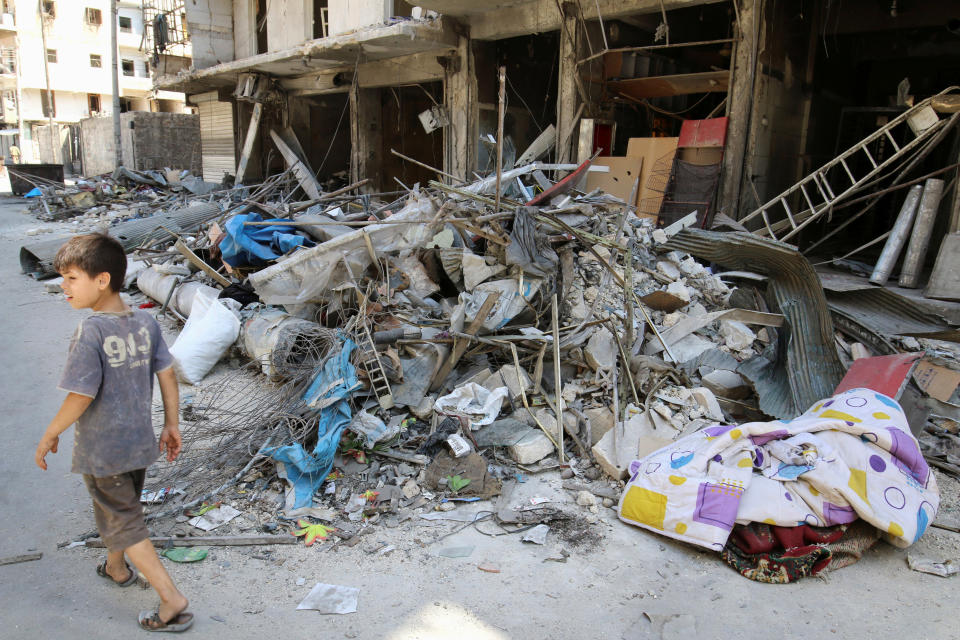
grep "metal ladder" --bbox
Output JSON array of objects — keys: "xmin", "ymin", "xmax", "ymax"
[
  {"xmin": 355, "ymin": 318, "xmax": 395, "ymax": 410},
  {"xmin": 739, "ymin": 88, "xmax": 957, "ymax": 243}
]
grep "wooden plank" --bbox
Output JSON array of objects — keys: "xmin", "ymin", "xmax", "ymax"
[
  {"xmin": 430, "ymin": 292, "xmax": 499, "ymax": 391},
  {"xmin": 608, "ymin": 70, "xmax": 730, "ymax": 99},
  {"xmin": 625, "ymin": 136, "xmax": 679, "ymax": 218},
  {"xmin": 174, "ymin": 239, "xmax": 231, "ymax": 288},
  {"xmin": 584, "ymin": 156, "xmax": 644, "ymax": 205},
  {"xmin": 0, "ymin": 552, "xmax": 42, "ymax": 566},
  {"xmin": 85, "ymin": 535, "xmax": 297, "ymax": 548},
  {"xmin": 235, "ymin": 102, "xmax": 263, "ymax": 185}
]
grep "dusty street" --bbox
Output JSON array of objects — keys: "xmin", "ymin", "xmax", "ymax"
[{"xmin": 1, "ymin": 194, "xmax": 956, "ymax": 639}]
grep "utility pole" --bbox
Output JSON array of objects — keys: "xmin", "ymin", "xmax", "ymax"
[
  {"xmin": 110, "ymin": 0, "xmax": 122, "ymax": 168},
  {"xmin": 37, "ymin": 0, "xmax": 55, "ymax": 162},
  {"xmin": 13, "ymin": 27, "xmax": 26, "ymax": 161}
]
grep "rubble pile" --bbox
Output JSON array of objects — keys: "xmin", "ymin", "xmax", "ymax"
[
  {"xmin": 20, "ymin": 150, "xmax": 960, "ymax": 582},
  {"xmin": 13, "ymin": 165, "xmax": 225, "ymax": 227}
]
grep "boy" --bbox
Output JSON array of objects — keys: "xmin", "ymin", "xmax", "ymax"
[{"xmin": 35, "ymin": 233, "xmax": 193, "ymax": 633}]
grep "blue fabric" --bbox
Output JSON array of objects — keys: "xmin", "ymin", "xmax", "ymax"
[
  {"xmin": 24, "ymin": 187, "xmax": 42, "ymax": 198},
  {"xmin": 264, "ymin": 339, "xmax": 359, "ymax": 509},
  {"xmin": 219, "ymin": 213, "xmax": 313, "ymax": 267}
]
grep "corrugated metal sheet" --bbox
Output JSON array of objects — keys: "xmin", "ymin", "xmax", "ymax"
[
  {"xmin": 198, "ymin": 100, "xmax": 235, "ymax": 183},
  {"xmin": 664, "ymin": 229, "xmax": 845, "ymax": 419},
  {"xmin": 825, "ymin": 288, "xmax": 960, "ymax": 342},
  {"xmin": 20, "ymin": 201, "xmax": 223, "ymax": 278}
]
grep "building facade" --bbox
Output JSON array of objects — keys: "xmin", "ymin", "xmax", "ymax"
[{"xmin": 0, "ymin": 0, "xmax": 189, "ymax": 164}]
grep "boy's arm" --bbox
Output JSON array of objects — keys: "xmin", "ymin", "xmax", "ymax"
[
  {"xmin": 157, "ymin": 367, "xmax": 182, "ymax": 462},
  {"xmin": 35, "ymin": 393, "xmax": 94, "ymax": 470}
]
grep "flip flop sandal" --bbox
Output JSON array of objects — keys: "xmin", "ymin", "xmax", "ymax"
[
  {"xmin": 95, "ymin": 560, "xmax": 138, "ymax": 587},
  {"xmin": 138, "ymin": 610, "xmax": 195, "ymax": 633}
]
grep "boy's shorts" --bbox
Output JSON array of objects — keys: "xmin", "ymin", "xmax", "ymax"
[{"xmin": 82, "ymin": 469, "xmax": 149, "ymax": 551}]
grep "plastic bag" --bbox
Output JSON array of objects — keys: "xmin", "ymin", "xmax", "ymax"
[
  {"xmin": 169, "ymin": 290, "xmax": 241, "ymax": 384},
  {"xmin": 434, "ymin": 383, "xmax": 509, "ymax": 429}
]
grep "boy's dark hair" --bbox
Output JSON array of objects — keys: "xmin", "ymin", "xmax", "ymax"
[{"xmin": 53, "ymin": 233, "xmax": 127, "ymax": 293}]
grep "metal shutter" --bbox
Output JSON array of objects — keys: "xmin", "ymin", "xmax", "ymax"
[{"xmin": 198, "ymin": 100, "xmax": 235, "ymax": 182}]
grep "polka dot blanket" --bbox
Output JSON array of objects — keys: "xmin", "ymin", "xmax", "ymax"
[{"xmin": 617, "ymin": 388, "xmax": 938, "ymax": 551}]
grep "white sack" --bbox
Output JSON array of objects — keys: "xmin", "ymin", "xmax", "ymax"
[{"xmin": 169, "ymin": 290, "xmax": 240, "ymax": 384}]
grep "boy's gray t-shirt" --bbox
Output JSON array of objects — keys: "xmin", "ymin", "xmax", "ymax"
[{"xmin": 58, "ymin": 309, "xmax": 174, "ymax": 477}]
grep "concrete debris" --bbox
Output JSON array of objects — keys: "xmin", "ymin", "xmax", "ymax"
[{"xmin": 24, "ymin": 112, "xmax": 958, "ymax": 576}]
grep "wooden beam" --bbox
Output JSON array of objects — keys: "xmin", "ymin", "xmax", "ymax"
[
  {"xmin": 349, "ymin": 86, "xmax": 382, "ymax": 192},
  {"xmin": 719, "ymin": 0, "xmax": 760, "ymax": 220},
  {"xmin": 555, "ymin": 2, "xmax": 580, "ymax": 166},
  {"xmin": 174, "ymin": 239, "xmax": 231, "ymax": 288},
  {"xmin": 443, "ymin": 31, "xmax": 478, "ymax": 180},
  {"xmin": 85, "ymin": 535, "xmax": 297, "ymax": 548},
  {"xmin": 608, "ymin": 70, "xmax": 730, "ymax": 99},
  {"xmin": 235, "ymin": 102, "xmax": 263, "ymax": 185},
  {"xmin": 430, "ymin": 292, "xmax": 499, "ymax": 391}
]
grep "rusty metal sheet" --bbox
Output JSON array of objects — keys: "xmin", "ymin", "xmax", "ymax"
[
  {"xmin": 825, "ymin": 287, "xmax": 960, "ymax": 343},
  {"xmin": 664, "ymin": 229, "xmax": 845, "ymax": 418}
]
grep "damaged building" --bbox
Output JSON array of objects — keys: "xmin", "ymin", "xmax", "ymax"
[{"xmin": 14, "ymin": 0, "xmax": 960, "ymax": 593}]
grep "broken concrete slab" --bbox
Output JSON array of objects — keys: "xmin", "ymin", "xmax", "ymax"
[
  {"xmin": 701, "ymin": 369, "xmax": 750, "ymax": 400},
  {"xmin": 483, "ymin": 364, "xmax": 533, "ymax": 405},
  {"xmin": 584, "ymin": 406, "xmax": 615, "ymax": 445},
  {"xmin": 592, "ymin": 408, "xmax": 672, "ymax": 480},
  {"xmin": 585, "ymin": 326, "xmax": 617, "ymax": 371}
]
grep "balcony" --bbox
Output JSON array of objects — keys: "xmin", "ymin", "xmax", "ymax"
[{"xmin": 0, "ymin": 47, "xmax": 15, "ymax": 91}]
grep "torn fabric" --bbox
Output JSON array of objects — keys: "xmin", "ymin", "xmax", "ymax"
[
  {"xmin": 264, "ymin": 339, "xmax": 359, "ymax": 509},
  {"xmin": 220, "ymin": 213, "xmax": 314, "ymax": 267}
]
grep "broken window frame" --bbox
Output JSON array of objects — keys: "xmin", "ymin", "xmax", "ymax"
[
  {"xmin": 121, "ymin": 58, "xmax": 135, "ymax": 77},
  {"xmin": 84, "ymin": 7, "xmax": 101, "ymax": 26}
]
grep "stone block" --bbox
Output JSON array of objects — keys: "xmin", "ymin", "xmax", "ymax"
[
  {"xmin": 719, "ymin": 320, "xmax": 755, "ymax": 351},
  {"xmin": 508, "ymin": 430, "xmax": 555, "ymax": 464},
  {"xmin": 585, "ymin": 326, "xmax": 617, "ymax": 371}
]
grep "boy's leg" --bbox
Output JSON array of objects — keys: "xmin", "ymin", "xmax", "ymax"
[
  {"xmin": 105, "ymin": 548, "xmax": 132, "ymax": 582},
  {"xmin": 85, "ymin": 469, "xmax": 190, "ymax": 623},
  {"xmin": 124, "ymin": 539, "xmax": 188, "ymax": 622}
]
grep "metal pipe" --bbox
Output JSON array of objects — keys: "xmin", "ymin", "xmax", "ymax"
[
  {"xmin": 869, "ymin": 184, "xmax": 922, "ymax": 285},
  {"xmin": 900, "ymin": 179, "xmax": 945, "ymax": 288}
]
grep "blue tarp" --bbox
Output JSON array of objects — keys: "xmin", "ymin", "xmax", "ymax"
[
  {"xmin": 264, "ymin": 339, "xmax": 359, "ymax": 509},
  {"xmin": 23, "ymin": 187, "xmax": 42, "ymax": 198},
  {"xmin": 219, "ymin": 213, "xmax": 314, "ymax": 267}
]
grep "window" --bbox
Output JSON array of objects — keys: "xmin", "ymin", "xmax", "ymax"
[
  {"xmin": 143, "ymin": 60, "xmax": 150, "ymax": 76},
  {"xmin": 46, "ymin": 49, "xmax": 56, "ymax": 63},
  {"xmin": 42, "ymin": 1, "xmax": 54, "ymax": 18},
  {"xmin": 41, "ymin": 90, "xmax": 55, "ymax": 118},
  {"xmin": 89, "ymin": 54, "xmax": 101, "ymax": 68},
  {"xmin": 118, "ymin": 16, "xmax": 131, "ymax": 32},
  {"xmin": 84, "ymin": 7, "xmax": 101, "ymax": 25},
  {"xmin": 121, "ymin": 59, "xmax": 134, "ymax": 76},
  {"xmin": 87, "ymin": 94, "xmax": 101, "ymax": 113}
]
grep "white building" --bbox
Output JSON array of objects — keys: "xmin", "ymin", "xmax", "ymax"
[{"xmin": 0, "ymin": 0, "xmax": 189, "ymax": 163}]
